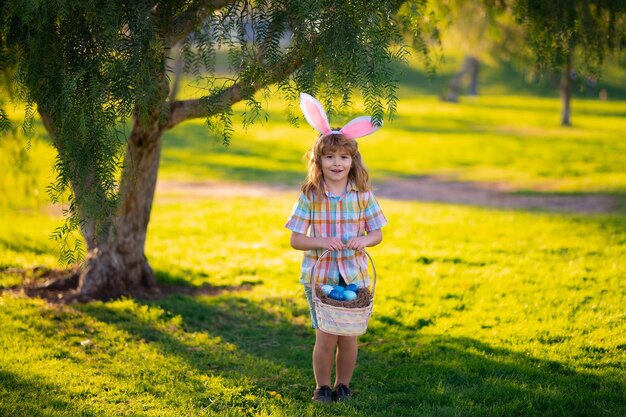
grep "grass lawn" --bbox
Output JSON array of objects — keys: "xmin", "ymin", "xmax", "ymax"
[
  {"xmin": 158, "ymin": 93, "xmax": 626, "ymax": 194},
  {"xmin": 1, "ymin": 195, "xmax": 625, "ymax": 416},
  {"xmin": 1, "ymin": 59, "xmax": 626, "ymax": 415}
]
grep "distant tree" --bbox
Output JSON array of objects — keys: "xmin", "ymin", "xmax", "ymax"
[
  {"xmin": 0, "ymin": 1, "xmax": 432, "ymax": 299},
  {"xmin": 509, "ymin": 0, "xmax": 626, "ymax": 125},
  {"xmin": 435, "ymin": 0, "xmax": 493, "ymax": 101},
  {"xmin": 430, "ymin": 0, "xmax": 527, "ymax": 102},
  {"xmin": 433, "ymin": 0, "xmax": 626, "ymax": 123}
]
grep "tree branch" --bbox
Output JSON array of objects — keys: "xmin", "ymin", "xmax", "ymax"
[
  {"xmin": 166, "ymin": 0, "xmax": 234, "ymax": 45},
  {"xmin": 164, "ymin": 49, "xmax": 304, "ymax": 130}
]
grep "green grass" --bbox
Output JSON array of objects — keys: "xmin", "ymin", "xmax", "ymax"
[
  {"xmin": 3, "ymin": 67, "xmax": 626, "ymax": 207},
  {"xmin": 1, "ymin": 196, "xmax": 625, "ymax": 416},
  {"xmin": 3, "ymin": 93, "xmax": 626, "ymax": 206},
  {"xmin": 1, "ymin": 55, "xmax": 626, "ymax": 416},
  {"xmin": 157, "ymin": 93, "xmax": 626, "ymax": 194}
]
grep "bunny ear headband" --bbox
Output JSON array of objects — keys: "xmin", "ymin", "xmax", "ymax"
[{"xmin": 299, "ymin": 92, "xmax": 381, "ymax": 140}]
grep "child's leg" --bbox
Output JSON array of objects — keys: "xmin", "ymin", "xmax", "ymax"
[
  {"xmin": 313, "ymin": 329, "xmax": 338, "ymax": 388},
  {"xmin": 335, "ymin": 335, "xmax": 358, "ymax": 386}
]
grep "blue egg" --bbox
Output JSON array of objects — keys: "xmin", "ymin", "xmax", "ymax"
[
  {"xmin": 328, "ymin": 290, "xmax": 345, "ymax": 301},
  {"xmin": 321, "ymin": 284, "xmax": 334, "ymax": 295},
  {"xmin": 343, "ymin": 290, "xmax": 357, "ymax": 301},
  {"xmin": 345, "ymin": 284, "xmax": 359, "ymax": 293},
  {"xmin": 333, "ymin": 285, "xmax": 345, "ymax": 293}
]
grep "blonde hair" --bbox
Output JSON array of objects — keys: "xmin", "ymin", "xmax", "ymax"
[{"xmin": 301, "ymin": 132, "xmax": 370, "ymax": 200}]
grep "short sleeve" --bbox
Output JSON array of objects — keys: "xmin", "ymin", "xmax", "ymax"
[
  {"xmin": 285, "ymin": 192, "xmax": 311, "ymax": 234},
  {"xmin": 364, "ymin": 192, "xmax": 387, "ymax": 232}
]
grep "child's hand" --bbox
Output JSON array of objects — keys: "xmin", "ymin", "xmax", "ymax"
[
  {"xmin": 345, "ymin": 236, "xmax": 368, "ymax": 251},
  {"xmin": 318, "ymin": 237, "xmax": 345, "ymax": 251}
]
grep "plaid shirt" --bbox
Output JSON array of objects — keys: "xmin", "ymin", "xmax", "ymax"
[{"xmin": 285, "ymin": 182, "xmax": 387, "ymax": 286}]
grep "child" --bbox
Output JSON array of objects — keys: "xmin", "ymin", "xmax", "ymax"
[{"xmin": 285, "ymin": 93, "xmax": 387, "ymax": 403}]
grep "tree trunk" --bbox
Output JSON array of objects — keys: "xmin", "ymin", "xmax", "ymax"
[
  {"xmin": 40, "ymin": 38, "xmax": 305, "ymax": 300},
  {"xmin": 443, "ymin": 55, "xmax": 480, "ymax": 102},
  {"xmin": 467, "ymin": 56, "xmax": 480, "ymax": 96},
  {"xmin": 560, "ymin": 53, "xmax": 572, "ymax": 127},
  {"xmin": 444, "ymin": 65, "xmax": 463, "ymax": 103},
  {"xmin": 77, "ymin": 116, "xmax": 163, "ymax": 299}
]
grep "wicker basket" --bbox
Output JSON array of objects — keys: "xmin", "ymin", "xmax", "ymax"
[{"xmin": 310, "ymin": 249, "xmax": 377, "ymax": 336}]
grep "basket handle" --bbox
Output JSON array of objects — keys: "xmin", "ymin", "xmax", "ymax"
[{"xmin": 310, "ymin": 249, "xmax": 377, "ymax": 301}]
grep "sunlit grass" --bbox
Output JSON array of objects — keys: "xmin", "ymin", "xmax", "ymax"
[
  {"xmin": 156, "ymin": 93, "xmax": 626, "ymax": 193},
  {"xmin": 1, "ymin": 59, "xmax": 626, "ymax": 416},
  {"xmin": 0, "ymin": 118, "xmax": 57, "ymax": 211},
  {"xmin": 3, "ymin": 85, "xmax": 626, "ymax": 200},
  {"xmin": 1, "ymin": 194, "xmax": 625, "ymax": 416},
  {"xmin": 0, "ymin": 213, "xmax": 59, "ymax": 272}
]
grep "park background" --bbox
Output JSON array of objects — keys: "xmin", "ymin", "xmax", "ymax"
[{"xmin": 1, "ymin": 4, "xmax": 626, "ymax": 417}]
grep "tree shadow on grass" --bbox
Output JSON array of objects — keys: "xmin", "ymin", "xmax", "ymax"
[
  {"xmin": 360, "ymin": 324, "xmax": 625, "ymax": 417},
  {"xmin": 0, "ymin": 369, "xmax": 101, "ymax": 417},
  {"xmin": 75, "ymin": 287, "xmax": 626, "ymax": 417},
  {"xmin": 0, "ymin": 236, "xmax": 53, "ymax": 258},
  {"xmin": 160, "ymin": 151, "xmax": 305, "ymax": 185},
  {"xmin": 80, "ymin": 294, "xmax": 313, "ymax": 396}
]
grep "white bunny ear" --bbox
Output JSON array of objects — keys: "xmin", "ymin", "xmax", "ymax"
[
  {"xmin": 340, "ymin": 116, "xmax": 381, "ymax": 139},
  {"xmin": 300, "ymin": 93, "xmax": 332, "ymax": 135}
]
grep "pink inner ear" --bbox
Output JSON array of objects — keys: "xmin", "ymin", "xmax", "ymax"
[
  {"xmin": 300, "ymin": 93, "xmax": 331, "ymax": 134},
  {"xmin": 340, "ymin": 116, "xmax": 381, "ymax": 139},
  {"xmin": 305, "ymin": 103, "xmax": 331, "ymax": 134}
]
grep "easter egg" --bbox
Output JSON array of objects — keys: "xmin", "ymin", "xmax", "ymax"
[
  {"xmin": 343, "ymin": 290, "xmax": 357, "ymax": 301},
  {"xmin": 333, "ymin": 285, "xmax": 345, "ymax": 293},
  {"xmin": 346, "ymin": 284, "xmax": 359, "ymax": 293},
  {"xmin": 329, "ymin": 290, "xmax": 345, "ymax": 301},
  {"xmin": 321, "ymin": 284, "xmax": 334, "ymax": 295}
]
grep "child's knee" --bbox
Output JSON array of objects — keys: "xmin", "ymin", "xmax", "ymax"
[
  {"xmin": 337, "ymin": 335, "xmax": 358, "ymax": 348},
  {"xmin": 315, "ymin": 330, "xmax": 338, "ymax": 348}
]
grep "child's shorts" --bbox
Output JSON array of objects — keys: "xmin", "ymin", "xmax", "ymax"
[{"xmin": 303, "ymin": 285, "xmax": 319, "ymax": 329}]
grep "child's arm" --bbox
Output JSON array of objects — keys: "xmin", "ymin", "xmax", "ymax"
[
  {"xmin": 344, "ymin": 229, "xmax": 383, "ymax": 251},
  {"xmin": 290, "ymin": 232, "xmax": 345, "ymax": 251}
]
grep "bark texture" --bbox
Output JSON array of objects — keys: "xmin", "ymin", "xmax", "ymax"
[
  {"xmin": 71, "ymin": 48, "xmax": 304, "ymax": 299},
  {"xmin": 32, "ymin": 1, "xmax": 357, "ymax": 300},
  {"xmin": 76, "ymin": 115, "xmax": 163, "ymax": 299}
]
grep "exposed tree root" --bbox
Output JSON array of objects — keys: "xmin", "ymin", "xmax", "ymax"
[{"xmin": 0, "ymin": 266, "xmax": 255, "ymax": 304}]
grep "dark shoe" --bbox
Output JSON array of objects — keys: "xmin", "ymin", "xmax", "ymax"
[
  {"xmin": 312, "ymin": 385, "xmax": 333, "ymax": 403},
  {"xmin": 333, "ymin": 383, "xmax": 352, "ymax": 402}
]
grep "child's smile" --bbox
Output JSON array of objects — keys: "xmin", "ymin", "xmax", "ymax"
[{"xmin": 321, "ymin": 150, "xmax": 352, "ymax": 187}]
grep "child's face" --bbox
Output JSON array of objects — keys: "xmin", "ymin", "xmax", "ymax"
[{"xmin": 320, "ymin": 149, "xmax": 352, "ymax": 185}]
